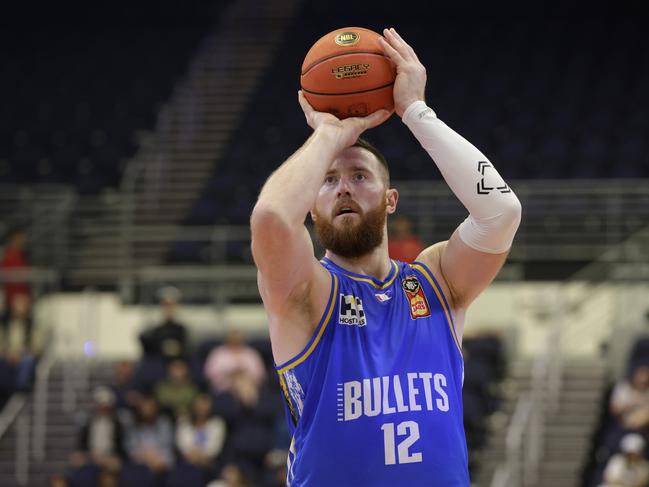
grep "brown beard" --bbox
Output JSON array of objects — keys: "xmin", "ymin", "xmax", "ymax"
[{"xmin": 313, "ymin": 200, "xmax": 387, "ymax": 258}]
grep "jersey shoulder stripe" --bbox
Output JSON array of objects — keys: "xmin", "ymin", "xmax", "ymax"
[{"xmin": 410, "ymin": 261, "xmax": 462, "ymax": 353}]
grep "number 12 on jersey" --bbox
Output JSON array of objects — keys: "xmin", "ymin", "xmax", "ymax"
[{"xmin": 381, "ymin": 421, "xmax": 423, "ymax": 465}]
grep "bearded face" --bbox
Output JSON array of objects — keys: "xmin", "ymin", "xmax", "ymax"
[
  {"xmin": 313, "ymin": 197, "xmax": 388, "ymax": 258},
  {"xmin": 311, "ymin": 146, "xmax": 396, "ymax": 259}
]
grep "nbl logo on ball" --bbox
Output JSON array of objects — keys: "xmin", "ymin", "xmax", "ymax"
[
  {"xmin": 334, "ymin": 31, "xmax": 360, "ymax": 46},
  {"xmin": 338, "ymin": 294, "xmax": 366, "ymax": 327}
]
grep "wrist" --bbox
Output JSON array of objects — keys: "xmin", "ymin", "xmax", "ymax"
[
  {"xmin": 313, "ymin": 124, "xmax": 351, "ymax": 152},
  {"xmin": 402, "ymin": 100, "xmax": 436, "ymax": 125}
]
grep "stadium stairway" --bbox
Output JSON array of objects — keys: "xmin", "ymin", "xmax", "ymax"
[
  {"xmin": 67, "ymin": 0, "xmax": 302, "ymax": 286},
  {"xmin": 474, "ymin": 359, "xmax": 606, "ymax": 487},
  {"xmin": 0, "ymin": 361, "xmax": 114, "ymax": 486}
]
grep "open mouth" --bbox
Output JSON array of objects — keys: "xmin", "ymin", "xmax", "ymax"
[{"xmin": 335, "ymin": 206, "xmax": 361, "ymax": 218}]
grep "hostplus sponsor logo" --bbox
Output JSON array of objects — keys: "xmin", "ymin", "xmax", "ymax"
[{"xmin": 338, "ymin": 294, "xmax": 366, "ymax": 327}]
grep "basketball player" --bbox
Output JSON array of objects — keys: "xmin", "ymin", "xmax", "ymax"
[{"xmin": 251, "ymin": 28, "xmax": 521, "ymax": 486}]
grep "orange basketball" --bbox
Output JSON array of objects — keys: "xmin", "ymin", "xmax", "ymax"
[{"xmin": 300, "ymin": 27, "xmax": 396, "ymax": 119}]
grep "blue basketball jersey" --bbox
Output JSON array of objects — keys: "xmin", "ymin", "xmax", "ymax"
[{"xmin": 275, "ymin": 258, "xmax": 469, "ymax": 486}]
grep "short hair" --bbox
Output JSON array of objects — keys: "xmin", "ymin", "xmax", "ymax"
[{"xmin": 352, "ymin": 137, "xmax": 390, "ymax": 185}]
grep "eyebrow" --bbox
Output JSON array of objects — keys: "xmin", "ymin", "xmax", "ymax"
[{"xmin": 325, "ymin": 165, "xmax": 371, "ymax": 175}]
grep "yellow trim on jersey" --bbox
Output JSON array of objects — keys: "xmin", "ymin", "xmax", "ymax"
[
  {"xmin": 277, "ymin": 274, "xmax": 339, "ymax": 374},
  {"xmin": 320, "ymin": 258, "xmax": 398, "ymax": 290},
  {"xmin": 410, "ymin": 263, "xmax": 462, "ymax": 353},
  {"xmin": 277, "ymin": 372, "xmax": 297, "ymax": 424}
]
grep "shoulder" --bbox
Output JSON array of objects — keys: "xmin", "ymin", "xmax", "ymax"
[
  {"xmin": 412, "ymin": 242, "xmax": 460, "ymax": 310},
  {"xmin": 410, "ymin": 244, "xmax": 467, "ymax": 338}
]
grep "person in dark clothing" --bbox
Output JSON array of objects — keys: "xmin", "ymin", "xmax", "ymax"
[
  {"xmin": 110, "ymin": 360, "xmax": 139, "ymax": 411},
  {"xmin": 0, "ymin": 293, "xmax": 42, "ymax": 391},
  {"xmin": 139, "ymin": 286, "xmax": 188, "ymax": 359},
  {"xmin": 70, "ymin": 386, "xmax": 126, "ymax": 473}
]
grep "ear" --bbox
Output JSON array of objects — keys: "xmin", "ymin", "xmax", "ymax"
[{"xmin": 386, "ymin": 188, "xmax": 398, "ymax": 214}]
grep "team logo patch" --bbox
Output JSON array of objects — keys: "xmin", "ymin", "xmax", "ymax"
[
  {"xmin": 375, "ymin": 289, "xmax": 392, "ymax": 302},
  {"xmin": 338, "ymin": 294, "xmax": 366, "ymax": 326},
  {"xmin": 402, "ymin": 276, "xmax": 431, "ymax": 319}
]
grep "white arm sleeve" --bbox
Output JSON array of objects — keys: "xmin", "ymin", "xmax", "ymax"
[{"xmin": 402, "ymin": 101, "xmax": 522, "ymax": 254}]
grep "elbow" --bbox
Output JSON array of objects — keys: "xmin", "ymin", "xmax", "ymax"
[{"xmin": 502, "ymin": 194, "xmax": 522, "ymax": 232}]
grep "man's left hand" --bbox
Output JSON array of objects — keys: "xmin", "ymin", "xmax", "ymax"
[{"xmin": 379, "ymin": 28, "xmax": 427, "ymax": 117}]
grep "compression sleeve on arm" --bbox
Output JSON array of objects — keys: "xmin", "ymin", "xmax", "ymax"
[{"xmin": 402, "ymin": 101, "xmax": 522, "ymax": 254}]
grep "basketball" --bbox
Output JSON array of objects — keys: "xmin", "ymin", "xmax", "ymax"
[{"xmin": 300, "ymin": 27, "xmax": 396, "ymax": 119}]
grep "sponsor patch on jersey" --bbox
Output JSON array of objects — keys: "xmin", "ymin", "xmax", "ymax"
[
  {"xmin": 402, "ymin": 276, "xmax": 431, "ymax": 319},
  {"xmin": 338, "ymin": 294, "xmax": 366, "ymax": 326}
]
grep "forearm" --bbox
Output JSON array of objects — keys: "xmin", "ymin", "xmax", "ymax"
[
  {"xmin": 403, "ymin": 101, "xmax": 522, "ymax": 253},
  {"xmin": 255, "ymin": 127, "xmax": 342, "ymax": 225}
]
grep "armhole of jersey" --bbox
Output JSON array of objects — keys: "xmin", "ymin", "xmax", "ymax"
[
  {"xmin": 410, "ymin": 260, "xmax": 463, "ymax": 355},
  {"xmin": 275, "ymin": 272, "xmax": 338, "ymax": 373}
]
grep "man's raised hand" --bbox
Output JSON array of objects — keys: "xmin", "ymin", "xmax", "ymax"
[
  {"xmin": 379, "ymin": 28, "xmax": 427, "ymax": 118},
  {"xmin": 298, "ymin": 90, "xmax": 392, "ymax": 149}
]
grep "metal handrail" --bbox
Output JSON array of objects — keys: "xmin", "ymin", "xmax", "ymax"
[
  {"xmin": 0, "ymin": 268, "xmax": 59, "ymax": 284},
  {"xmin": 16, "ymin": 406, "xmax": 29, "ymax": 486},
  {"xmin": 0, "ymin": 395, "xmax": 29, "ymax": 486},
  {"xmin": 32, "ymin": 350, "xmax": 57, "ymax": 462},
  {"xmin": 0, "ymin": 394, "xmax": 27, "ymax": 441},
  {"xmin": 62, "ymin": 287, "xmax": 98, "ymax": 413}
]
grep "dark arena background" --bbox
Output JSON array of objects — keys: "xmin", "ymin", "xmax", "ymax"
[{"xmin": 0, "ymin": 0, "xmax": 648, "ymax": 486}]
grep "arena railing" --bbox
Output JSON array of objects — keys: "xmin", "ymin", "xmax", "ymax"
[
  {"xmin": 0, "ymin": 269, "xmax": 61, "ymax": 485},
  {"xmin": 395, "ymin": 179, "xmax": 649, "ymax": 262},
  {"xmin": 0, "ymin": 184, "xmax": 74, "ymax": 270},
  {"xmin": 0, "ymin": 394, "xmax": 28, "ymax": 484}
]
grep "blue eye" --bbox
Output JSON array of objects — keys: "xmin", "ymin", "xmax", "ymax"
[
  {"xmin": 325, "ymin": 176, "xmax": 337, "ymax": 184},
  {"xmin": 354, "ymin": 173, "xmax": 366, "ymax": 181}
]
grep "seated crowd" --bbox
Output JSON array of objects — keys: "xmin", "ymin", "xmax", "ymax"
[
  {"xmin": 586, "ymin": 334, "xmax": 649, "ymax": 487},
  {"xmin": 53, "ymin": 287, "xmax": 287, "ymax": 487}
]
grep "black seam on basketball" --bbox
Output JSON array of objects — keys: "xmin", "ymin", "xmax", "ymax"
[
  {"xmin": 301, "ymin": 82, "xmax": 395, "ymax": 97},
  {"xmin": 301, "ymin": 51, "xmax": 389, "ymax": 76}
]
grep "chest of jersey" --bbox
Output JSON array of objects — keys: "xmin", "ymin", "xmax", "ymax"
[{"xmin": 276, "ymin": 260, "xmax": 469, "ymax": 486}]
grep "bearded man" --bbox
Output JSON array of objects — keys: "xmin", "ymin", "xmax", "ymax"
[{"xmin": 250, "ymin": 28, "xmax": 522, "ymax": 487}]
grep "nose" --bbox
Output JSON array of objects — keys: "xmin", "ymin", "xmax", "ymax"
[{"xmin": 336, "ymin": 176, "xmax": 352, "ymax": 197}]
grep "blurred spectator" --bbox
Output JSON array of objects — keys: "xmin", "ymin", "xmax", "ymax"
[
  {"xmin": 220, "ymin": 369, "xmax": 276, "ymax": 468},
  {"xmin": 261, "ymin": 449, "xmax": 288, "ymax": 487},
  {"xmin": 601, "ymin": 433, "xmax": 649, "ymax": 487},
  {"xmin": 139, "ymin": 286, "xmax": 188, "ymax": 360},
  {"xmin": 69, "ymin": 386, "xmax": 125, "ymax": 473},
  {"xmin": 388, "ymin": 215, "xmax": 424, "ymax": 263},
  {"xmin": 49, "ymin": 473, "xmax": 69, "ymax": 487},
  {"xmin": 97, "ymin": 470, "xmax": 119, "ymax": 487},
  {"xmin": 610, "ymin": 366, "xmax": 649, "ymax": 431},
  {"xmin": 1, "ymin": 227, "xmax": 30, "ymax": 316},
  {"xmin": 204, "ymin": 330, "xmax": 266, "ymax": 394},
  {"xmin": 110, "ymin": 360, "xmax": 139, "ymax": 411},
  {"xmin": 124, "ymin": 395, "xmax": 174, "ymax": 474},
  {"xmin": 176, "ymin": 394, "xmax": 227, "ymax": 468},
  {"xmin": 207, "ymin": 463, "xmax": 249, "ymax": 487},
  {"xmin": 154, "ymin": 359, "xmax": 199, "ymax": 417},
  {"xmin": 0, "ymin": 293, "xmax": 43, "ymax": 390}
]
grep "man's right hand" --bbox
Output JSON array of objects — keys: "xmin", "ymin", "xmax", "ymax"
[{"xmin": 298, "ymin": 90, "xmax": 392, "ymax": 149}]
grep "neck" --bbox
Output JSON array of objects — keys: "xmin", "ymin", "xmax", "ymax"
[{"xmin": 324, "ymin": 229, "xmax": 392, "ymax": 280}]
